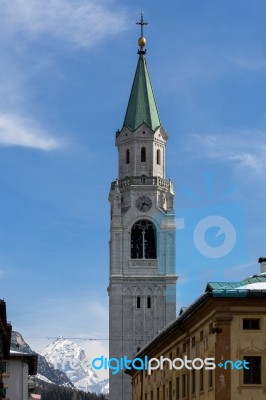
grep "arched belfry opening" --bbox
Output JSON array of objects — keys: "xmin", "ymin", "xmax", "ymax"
[{"xmin": 131, "ymin": 220, "xmax": 157, "ymax": 259}]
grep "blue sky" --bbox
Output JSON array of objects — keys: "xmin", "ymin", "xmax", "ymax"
[{"xmin": 1, "ymin": 0, "xmax": 266, "ymax": 376}]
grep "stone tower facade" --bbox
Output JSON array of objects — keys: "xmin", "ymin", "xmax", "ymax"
[{"xmin": 108, "ymin": 16, "xmax": 177, "ymax": 400}]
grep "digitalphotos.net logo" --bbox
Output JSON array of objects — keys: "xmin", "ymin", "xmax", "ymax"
[{"xmin": 53, "ymin": 354, "xmax": 250, "ymax": 376}]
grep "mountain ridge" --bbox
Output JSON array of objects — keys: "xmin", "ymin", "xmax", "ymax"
[{"xmin": 41, "ymin": 336, "xmax": 109, "ymax": 394}]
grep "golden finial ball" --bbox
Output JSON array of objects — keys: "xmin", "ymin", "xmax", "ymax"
[{"xmin": 138, "ymin": 36, "xmax": 146, "ymax": 47}]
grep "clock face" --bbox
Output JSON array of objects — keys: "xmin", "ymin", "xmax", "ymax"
[{"xmin": 136, "ymin": 196, "xmax": 152, "ymax": 212}]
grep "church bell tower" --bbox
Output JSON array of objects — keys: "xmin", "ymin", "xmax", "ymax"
[{"xmin": 108, "ymin": 14, "xmax": 177, "ymax": 400}]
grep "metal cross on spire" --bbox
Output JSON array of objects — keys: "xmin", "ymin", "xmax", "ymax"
[
  {"xmin": 136, "ymin": 12, "xmax": 148, "ymax": 54},
  {"xmin": 136, "ymin": 12, "xmax": 148, "ymax": 37}
]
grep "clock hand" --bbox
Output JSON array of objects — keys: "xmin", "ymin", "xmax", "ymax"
[{"xmin": 141, "ymin": 202, "xmax": 147, "ymax": 210}]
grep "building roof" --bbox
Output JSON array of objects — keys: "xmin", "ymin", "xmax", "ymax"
[
  {"xmin": 206, "ymin": 275, "xmax": 266, "ymax": 295},
  {"xmin": 123, "ymin": 53, "xmax": 161, "ymax": 131}
]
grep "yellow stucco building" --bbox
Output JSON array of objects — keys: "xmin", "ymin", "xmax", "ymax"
[{"xmin": 127, "ymin": 261, "xmax": 266, "ymax": 400}]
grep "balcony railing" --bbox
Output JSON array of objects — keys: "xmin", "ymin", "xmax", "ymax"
[{"xmin": 111, "ymin": 176, "xmax": 171, "ymax": 190}]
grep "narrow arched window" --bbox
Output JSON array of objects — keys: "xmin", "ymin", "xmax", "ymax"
[
  {"xmin": 157, "ymin": 149, "xmax": 161, "ymax": 165},
  {"xmin": 141, "ymin": 147, "xmax": 146, "ymax": 162},
  {"xmin": 147, "ymin": 296, "xmax": 151, "ymax": 309},
  {"xmin": 131, "ymin": 220, "xmax": 157, "ymax": 259},
  {"xmin": 137, "ymin": 296, "xmax": 141, "ymax": 309},
  {"xmin": 126, "ymin": 149, "xmax": 130, "ymax": 164}
]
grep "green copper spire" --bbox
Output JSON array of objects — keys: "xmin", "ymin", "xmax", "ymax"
[{"xmin": 123, "ymin": 14, "xmax": 161, "ymax": 131}]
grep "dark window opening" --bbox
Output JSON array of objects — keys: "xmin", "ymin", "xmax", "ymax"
[
  {"xmin": 208, "ymin": 369, "xmax": 213, "ymax": 388},
  {"xmin": 200, "ymin": 330, "xmax": 204, "ymax": 341},
  {"xmin": 243, "ymin": 318, "xmax": 260, "ymax": 330},
  {"xmin": 126, "ymin": 149, "xmax": 130, "ymax": 164},
  {"xmin": 141, "ymin": 147, "xmax": 146, "ymax": 162},
  {"xmin": 200, "ymin": 369, "xmax": 204, "ymax": 391},
  {"xmin": 182, "ymin": 374, "xmax": 186, "ymax": 398},
  {"xmin": 137, "ymin": 347, "xmax": 141, "ymax": 352},
  {"xmin": 176, "ymin": 377, "xmax": 179, "ymax": 400},
  {"xmin": 1, "ymin": 362, "xmax": 9, "ymax": 374},
  {"xmin": 244, "ymin": 356, "xmax": 261, "ymax": 384},
  {"xmin": 147, "ymin": 296, "xmax": 151, "ymax": 309},
  {"xmin": 191, "ymin": 336, "xmax": 195, "ymax": 347},
  {"xmin": 157, "ymin": 149, "xmax": 161, "ymax": 165},
  {"xmin": 137, "ymin": 296, "xmax": 141, "ymax": 309},
  {"xmin": 131, "ymin": 220, "xmax": 157, "ymax": 259},
  {"xmin": 191, "ymin": 370, "xmax": 195, "ymax": 395}
]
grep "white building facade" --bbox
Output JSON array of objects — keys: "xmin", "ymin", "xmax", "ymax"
[{"xmin": 3, "ymin": 351, "xmax": 37, "ymax": 400}]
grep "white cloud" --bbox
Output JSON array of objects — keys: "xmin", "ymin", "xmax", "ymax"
[
  {"xmin": 223, "ymin": 47, "xmax": 266, "ymax": 74},
  {"xmin": 0, "ymin": 114, "xmax": 62, "ymax": 150},
  {"xmin": 161, "ymin": 43, "xmax": 266, "ymax": 99},
  {"xmin": 15, "ymin": 296, "xmax": 109, "ymax": 340},
  {"xmin": 223, "ymin": 261, "xmax": 258, "ymax": 280},
  {"xmin": 0, "ymin": 1, "xmax": 130, "ymax": 152},
  {"xmin": 187, "ymin": 130, "xmax": 266, "ymax": 173},
  {"xmin": 0, "ymin": 0, "xmax": 129, "ymax": 49}
]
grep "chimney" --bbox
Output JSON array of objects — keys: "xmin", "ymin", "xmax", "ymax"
[{"xmin": 258, "ymin": 257, "xmax": 266, "ymax": 274}]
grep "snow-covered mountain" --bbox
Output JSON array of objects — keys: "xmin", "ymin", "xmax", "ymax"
[
  {"xmin": 41, "ymin": 336, "xmax": 109, "ymax": 395},
  {"xmin": 11, "ymin": 331, "xmax": 74, "ymax": 388}
]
